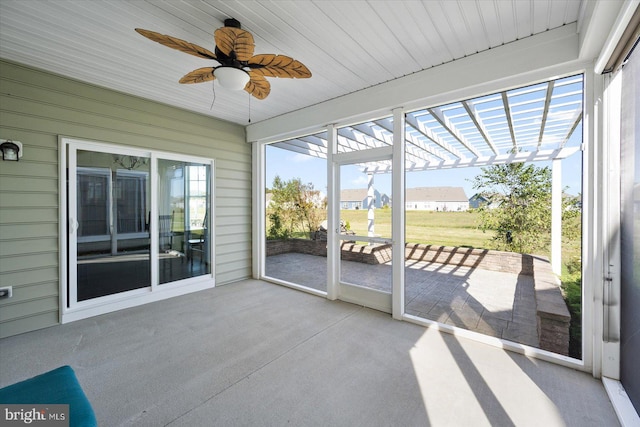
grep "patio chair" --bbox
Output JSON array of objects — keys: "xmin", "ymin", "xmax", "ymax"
[
  {"xmin": 0, "ymin": 365, "xmax": 97, "ymax": 427},
  {"xmin": 187, "ymin": 212, "xmax": 207, "ymax": 270}
]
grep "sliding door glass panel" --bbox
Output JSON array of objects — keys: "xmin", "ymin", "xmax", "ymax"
[
  {"xmin": 263, "ymin": 140, "xmax": 328, "ymax": 292},
  {"xmin": 339, "ymin": 163, "xmax": 392, "ymax": 292},
  {"xmin": 76, "ymin": 151, "xmax": 151, "ymax": 301},
  {"xmin": 158, "ymin": 159, "xmax": 211, "ymax": 284}
]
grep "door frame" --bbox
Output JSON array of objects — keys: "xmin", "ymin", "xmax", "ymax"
[{"xmin": 327, "ymin": 110, "xmax": 406, "ymax": 313}]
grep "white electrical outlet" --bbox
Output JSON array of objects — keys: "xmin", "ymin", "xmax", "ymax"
[{"xmin": 0, "ymin": 286, "xmax": 12, "ymax": 299}]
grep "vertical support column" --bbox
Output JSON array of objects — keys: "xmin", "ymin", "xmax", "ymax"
[
  {"xmin": 251, "ymin": 141, "xmax": 265, "ymax": 280},
  {"xmin": 584, "ymin": 68, "xmax": 601, "ymax": 378},
  {"xmin": 551, "ymin": 159, "xmax": 562, "ymax": 275},
  {"xmin": 601, "ymin": 71, "xmax": 622, "ymax": 379},
  {"xmin": 367, "ymin": 173, "xmax": 375, "ymax": 240},
  {"xmin": 326, "ymin": 124, "xmax": 339, "ymax": 300},
  {"xmin": 392, "ymin": 107, "xmax": 405, "ymax": 320}
]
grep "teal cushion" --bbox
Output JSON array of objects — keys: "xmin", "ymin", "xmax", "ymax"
[{"xmin": 0, "ymin": 365, "xmax": 97, "ymax": 427}]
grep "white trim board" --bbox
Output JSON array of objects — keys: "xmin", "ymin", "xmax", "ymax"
[{"xmin": 602, "ymin": 377, "xmax": 640, "ymax": 427}]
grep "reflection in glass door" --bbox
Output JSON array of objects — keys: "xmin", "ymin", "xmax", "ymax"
[
  {"xmin": 74, "ymin": 150, "xmax": 151, "ymax": 301},
  {"xmin": 157, "ymin": 159, "xmax": 211, "ymax": 284}
]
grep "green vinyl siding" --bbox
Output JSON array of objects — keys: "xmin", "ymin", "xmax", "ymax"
[{"xmin": 0, "ymin": 59, "xmax": 252, "ymax": 338}]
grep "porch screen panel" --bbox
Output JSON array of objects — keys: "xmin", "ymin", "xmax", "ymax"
[
  {"xmin": 263, "ymin": 139, "xmax": 328, "ymax": 292},
  {"xmin": 619, "ymin": 44, "xmax": 640, "ymax": 413}
]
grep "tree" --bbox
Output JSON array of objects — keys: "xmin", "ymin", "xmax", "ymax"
[
  {"xmin": 267, "ymin": 176, "xmax": 325, "ymax": 239},
  {"xmin": 471, "ymin": 162, "xmax": 552, "ymax": 254}
]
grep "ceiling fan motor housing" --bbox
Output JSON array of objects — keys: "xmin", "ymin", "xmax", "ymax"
[{"xmin": 224, "ymin": 18, "xmax": 241, "ymax": 28}]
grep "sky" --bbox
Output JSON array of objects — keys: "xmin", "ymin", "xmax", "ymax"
[{"xmin": 265, "ymin": 145, "xmax": 583, "ymax": 200}]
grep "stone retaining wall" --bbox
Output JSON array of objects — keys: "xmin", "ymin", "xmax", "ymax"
[
  {"xmin": 531, "ymin": 256, "xmax": 571, "ymax": 355},
  {"xmin": 266, "ymin": 239, "xmax": 570, "ymax": 355},
  {"xmin": 266, "ymin": 238, "xmax": 392, "ymax": 264},
  {"xmin": 405, "ymin": 243, "xmax": 533, "ymax": 275},
  {"xmin": 266, "ymin": 238, "xmax": 327, "ymax": 257}
]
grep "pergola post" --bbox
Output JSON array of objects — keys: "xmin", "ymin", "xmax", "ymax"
[
  {"xmin": 551, "ymin": 159, "xmax": 562, "ymax": 275},
  {"xmin": 367, "ymin": 173, "xmax": 374, "ymax": 241}
]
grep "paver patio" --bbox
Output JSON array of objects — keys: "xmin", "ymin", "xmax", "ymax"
[{"xmin": 266, "ymin": 252, "xmax": 539, "ymax": 347}]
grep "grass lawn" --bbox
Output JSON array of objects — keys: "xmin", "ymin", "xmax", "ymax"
[{"xmin": 340, "ymin": 209, "xmax": 490, "ymax": 249}]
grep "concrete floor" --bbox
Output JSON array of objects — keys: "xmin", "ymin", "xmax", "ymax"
[
  {"xmin": 266, "ymin": 253, "xmax": 539, "ymax": 347},
  {"xmin": 0, "ymin": 279, "xmax": 617, "ymax": 426}
]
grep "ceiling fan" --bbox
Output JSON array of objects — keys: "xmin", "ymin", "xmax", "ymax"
[{"xmin": 135, "ymin": 18, "xmax": 311, "ymax": 99}]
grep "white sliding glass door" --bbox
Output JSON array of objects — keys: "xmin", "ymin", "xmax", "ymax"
[{"xmin": 62, "ymin": 138, "xmax": 214, "ymax": 322}]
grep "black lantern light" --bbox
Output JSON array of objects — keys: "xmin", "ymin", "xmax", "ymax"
[{"xmin": 0, "ymin": 140, "xmax": 22, "ymax": 161}]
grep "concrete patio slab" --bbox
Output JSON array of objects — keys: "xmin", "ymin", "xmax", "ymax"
[{"xmin": 266, "ymin": 253, "xmax": 540, "ymax": 348}]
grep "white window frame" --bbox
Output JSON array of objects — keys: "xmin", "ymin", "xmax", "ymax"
[{"xmin": 59, "ymin": 137, "xmax": 215, "ymax": 323}]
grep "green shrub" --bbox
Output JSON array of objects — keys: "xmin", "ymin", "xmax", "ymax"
[{"xmin": 561, "ymin": 273, "xmax": 582, "ymax": 359}]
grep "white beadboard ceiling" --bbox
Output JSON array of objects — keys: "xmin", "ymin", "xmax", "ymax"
[{"xmin": 0, "ymin": 0, "xmax": 585, "ymax": 127}]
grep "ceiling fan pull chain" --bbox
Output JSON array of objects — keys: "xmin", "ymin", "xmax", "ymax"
[
  {"xmin": 210, "ymin": 80, "xmax": 216, "ymax": 110},
  {"xmin": 248, "ymin": 92, "xmax": 251, "ymax": 123}
]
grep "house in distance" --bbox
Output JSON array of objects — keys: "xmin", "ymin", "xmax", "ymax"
[{"xmin": 406, "ymin": 187, "xmax": 469, "ymax": 211}]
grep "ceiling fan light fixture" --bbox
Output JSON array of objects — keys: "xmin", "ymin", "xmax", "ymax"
[
  {"xmin": 214, "ymin": 67, "xmax": 250, "ymax": 91},
  {"xmin": 136, "ymin": 19, "xmax": 310, "ymax": 99}
]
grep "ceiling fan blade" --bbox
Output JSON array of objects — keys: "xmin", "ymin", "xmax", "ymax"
[
  {"xmin": 248, "ymin": 54, "xmax": 311, "ymax": 79},
  {"xmin": 179, "ymin": 67, "xmax": 216, "ymax": 84},
  {"xmin": 214, "ymin": 27, "xmax": 255, "ymax": 62},
  {"xmin": 135, "ymin": 28, "xmax": 217, "ymax": 60},
  {"xmin": 245, "ymin": 72, "xmax": 271, "ymax": 99}
]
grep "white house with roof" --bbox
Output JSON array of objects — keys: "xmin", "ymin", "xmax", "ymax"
[
  {"xmin": 405, "ymin": 187, "xmax": 469, "ymax": 211},
  {"xmin": 340, "ymin": 189, "xmax": 390, "ymax": 210}
]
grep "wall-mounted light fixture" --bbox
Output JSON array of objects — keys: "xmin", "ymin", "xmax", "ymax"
[{"xmin": 0, "ymin": 140, "xmax": 23, "ymax": 161}]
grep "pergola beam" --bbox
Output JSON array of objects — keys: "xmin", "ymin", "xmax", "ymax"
[
  {"xmin": 362, "ymin": 146, "xmax": 581, "ymax": 174},
  {"xmin": 501, "ymin": 92, "xmax": 518, "ymax": 151},
  {"xmin": 427, "ymin": 106, "xmax": 482, "ymax": 157},
  {"xmin": 561, "ymin": 111, "xmax": 583, "ymax": 148},
  {"xmin": 374, "ymin": 117, "xmax": 451, "ymax": 162},
  {"xmin": 462, "ymin": 100, "xmax": 499, "ymax": 155},
  {"xmin": 337, "ymin": 127, "xmax": 379, "ymax": 152},
  {"xmin": 404, "ymin": 114, "xmax": 465, "ymax": 159},
  {"xmin": 271, "ymin": 140, "xmax": 326, "ymax": 158}
]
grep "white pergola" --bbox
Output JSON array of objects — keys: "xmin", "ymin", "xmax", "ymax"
[{"xmin": 270, "ymin": 74, "xmax": 584, "ymax": 275}]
